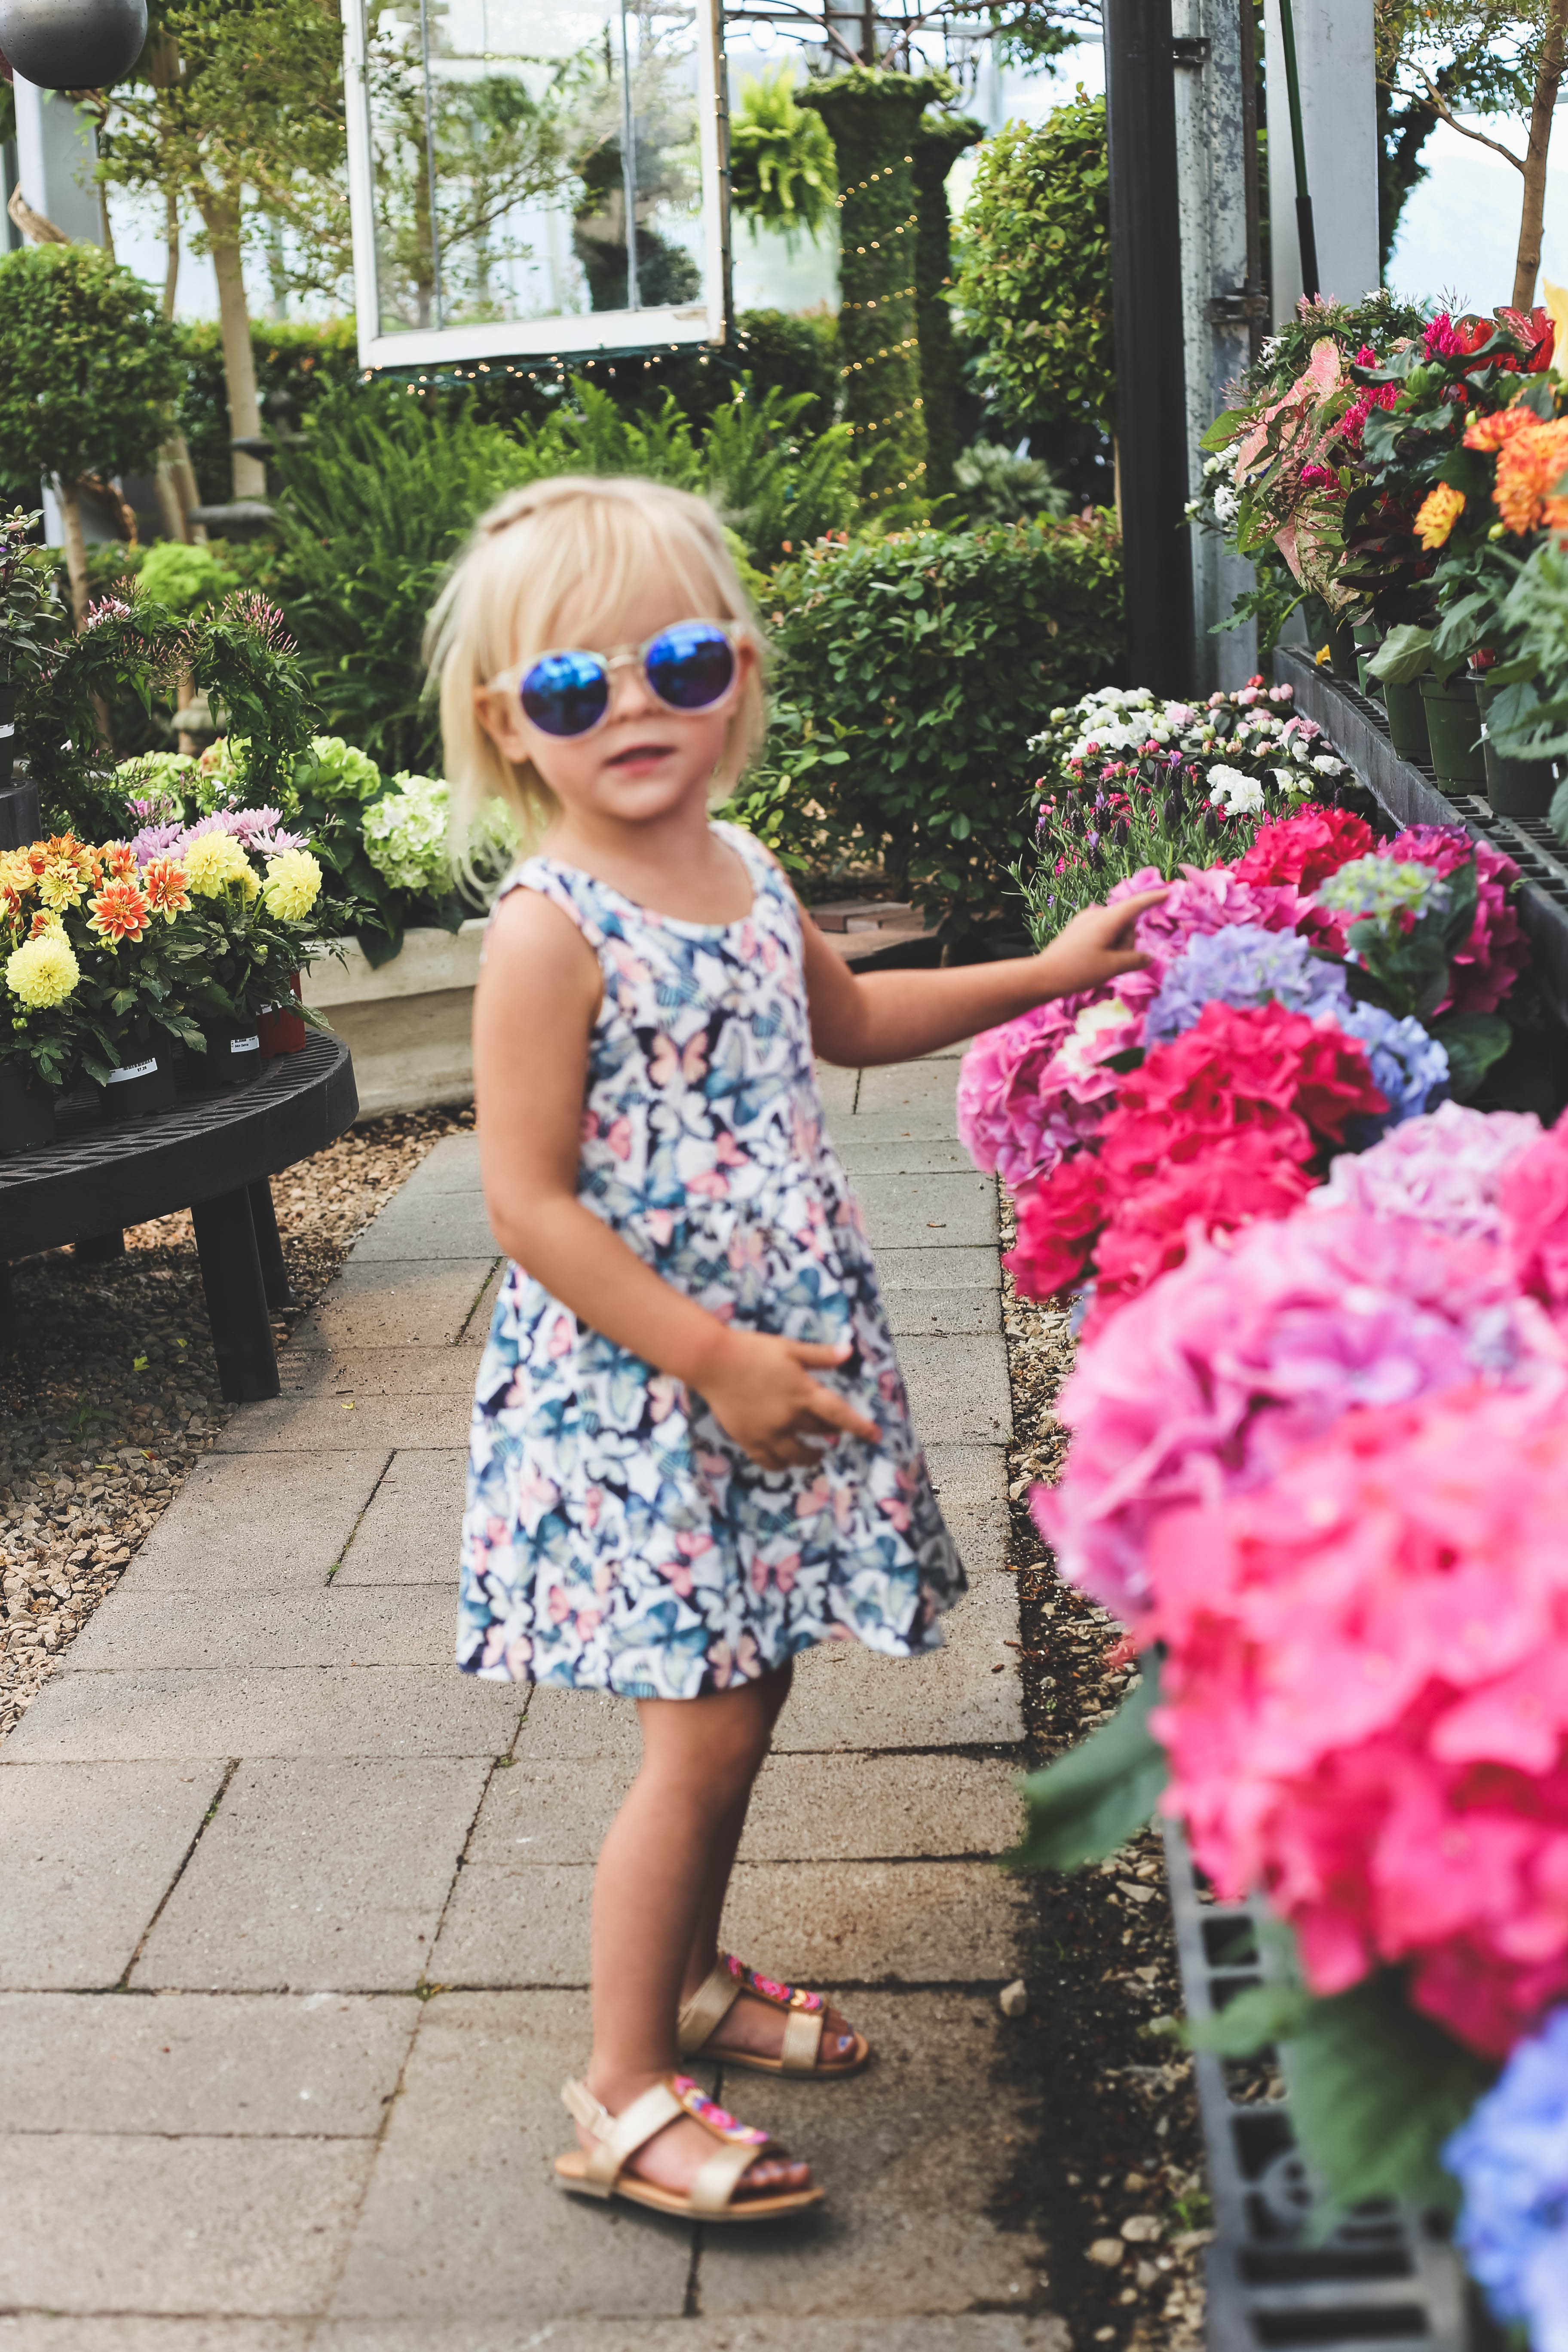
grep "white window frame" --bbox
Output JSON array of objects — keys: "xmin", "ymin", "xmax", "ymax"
[{"xmin": 341, "ymin": 0, "xmax": 730, "ymax": 371}]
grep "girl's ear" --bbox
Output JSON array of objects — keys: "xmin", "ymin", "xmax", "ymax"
[{"xmin": 476, "ymin": 684, "xmax": 530, "ymax": 765}]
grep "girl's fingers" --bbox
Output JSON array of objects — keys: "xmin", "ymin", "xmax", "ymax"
[
  {"xmin": 789, "ymin": 1340, "xmax": 854, "ymax": 1369},
  {"xmin": 799, "ymin": 1381, "xmax": 881, "ymax": 1446}
]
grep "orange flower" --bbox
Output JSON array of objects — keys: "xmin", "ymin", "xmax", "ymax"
[
  {"xmin": 1463, "ymin": 408, "xmax": 1537, "ymax": 454},
  {"xmin": 1415, "ymin": 483, "xmax": 1466, "ymax": 549},
  {"xmin": 104, "ymin": 842, "xmax": 138, "ymax": 882},
  {"xmin": 141, "ymin": 858, "xmax": 192, "ymax": 919},
  {"xmin": 1490, "ymin": 414, "xmax": 1568, "ymax": 535},
  {"xmin": 87, "ymin": 878, "xmax": 152, "ymax": 946}
]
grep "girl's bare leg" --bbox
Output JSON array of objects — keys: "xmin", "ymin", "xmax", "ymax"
[
  {"xmin": 583, "ymin": 1663, "xmax": 811, "ymax": 2196},
  {"xmin": 677, "ymin": 1662, "xmax": 860, "ymax": 2068}
]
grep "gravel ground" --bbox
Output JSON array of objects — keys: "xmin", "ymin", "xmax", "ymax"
[
  {"xmin": 996, "ymin": 1196, "xmax": 1210, "ymax": 2352},
  {"xmin": 0, "ymin": 1104, "xmax": 474, "ymax": 1748}
]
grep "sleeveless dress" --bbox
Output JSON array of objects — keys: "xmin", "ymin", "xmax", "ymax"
[{"xmin": 457, "ymin": 823, "xmax": 966, "ymax": 1700}]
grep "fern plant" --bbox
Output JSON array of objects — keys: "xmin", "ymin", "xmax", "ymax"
[{"xmin": 729, "ymin": 66, "xmax": 837, "ymax": 248}]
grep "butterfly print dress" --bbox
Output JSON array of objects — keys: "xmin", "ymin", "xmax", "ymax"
[{"xmin": 458, "ymin": 823, "xmax": 965, "ymax": 1700}]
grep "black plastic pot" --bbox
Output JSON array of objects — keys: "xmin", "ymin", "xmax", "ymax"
[
  {"xmin": 189, "ymin": 1018, "xmax": 263, "ymax": 1090},
  {"xmin": 0, "ymin": 1062, "xmax": 57, "ymax": 1156},
  {"xmin": 101, "ymin": 1047, "xmax": 177, "ymax": 1120}
]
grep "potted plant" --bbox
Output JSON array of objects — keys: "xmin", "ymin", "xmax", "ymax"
[
  {"xmin": 0, "ymin": 837, "xmax": 132, "ymax": 1140},
  {"xmin": 176, "ymin": 820, "xmax": 328, "ymax": 1084}
]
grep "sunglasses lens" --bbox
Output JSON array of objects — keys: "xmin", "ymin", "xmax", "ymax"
[
  {"xmin": 645, "ymin": 621, "xmax": 735, "ymax": 712},
  {"xmin": 521, "ymin": 651, "xmax": 609, "ymax": 737}
]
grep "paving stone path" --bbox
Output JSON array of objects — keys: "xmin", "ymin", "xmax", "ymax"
[{"xmin": 0, "ymin": 1046, "xmax": 1065, "ymax": 2352}]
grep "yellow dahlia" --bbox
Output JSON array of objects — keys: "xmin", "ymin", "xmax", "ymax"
[
  {"xmin": 1415, "ymin": 483, "xmax": 1466, "ymax": 550},
  {"xmin": 28, "ymin": 910, "xmax": 65, "ymax": 941},
  {"xmin": 261, "ymin": 847, "xmax": 322, "ymax": 924},
  {"xmin": 184, "ymin": 831, "xmax": 258, "ymax": 900},
  {"xmin": 6, "ymin": 932, "xmax": 80, "ymax": 1009}
]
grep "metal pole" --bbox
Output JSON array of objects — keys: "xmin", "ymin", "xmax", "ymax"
[
  {"xmin": 1275, "ymin": 0, "xmax": 1319, "ymax": 299},
  {"xmin": 419, "ymin": 0, "xmax": 445, "ymax": 330},
  {"xmin": 1104, "ymin": 0, "xmax": 1195, "ymax": 695},
  {"xmin": 619, "ymin": 0, "xmax": 641, "ymax": 309}
]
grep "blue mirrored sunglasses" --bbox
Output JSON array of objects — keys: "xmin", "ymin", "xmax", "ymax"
[{"xmin": 509, "ymin": 621, "xmax": 739, "ymax": 739}]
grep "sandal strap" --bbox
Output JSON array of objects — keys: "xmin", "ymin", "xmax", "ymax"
[
  {"xmin": 676, "ymin": 1956, "xmax": 745, "ymax": 2055},
  {"xmin": 560, "ymin": 2077, "xmax": 685, "ymax": 2191},
  {"xmin": 691, "ymin": 2138, "xmax": 770, "ymax": 2213},
  {"xmin": 781, "ymin": 2005, "xmax": 825, "ymax": 2072}
]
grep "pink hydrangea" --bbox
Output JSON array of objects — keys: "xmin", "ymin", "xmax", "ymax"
[
  {"xmin": 1107, "ymin": 864, "xmax": 1311, "ymax": 1008},
  {"xmin": 1145, "ymin": 1380, "xmax": 1568, "ymax": 2057},
  {"xmin": 1032, "ymin": 1208, "xmax": 1559, "ymax": 1620},
  {"xmin": 1501, "ymin": 1115, "xmax": 1568, "ymax": 1314},
  {"xmin": 1313, "ymin": 1101, "xmax": 1543, "ymax": 1243},
  {"xmin": 1387, "ymin": 824, "xmax": 1530, "ymax": 1016}
]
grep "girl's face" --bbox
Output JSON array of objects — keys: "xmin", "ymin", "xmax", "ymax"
[{"xmin": 476, "ymin": 571, "xmax": 756, "ymax": 836}]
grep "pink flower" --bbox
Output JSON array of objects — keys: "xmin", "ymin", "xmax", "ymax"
[
  {"xmin": 1314, "ymin": 1100, "xmax": 1543, "ymax": 1243},
  {"xmin": 1145, "ymin": 1381, "xmax": 1568, "ymax": 2057},
  {"xmin": 1501, "ymin": 1114, "xmax": 1568, "ymax": 1313},
  {"xmin": 1386, "ymin": 825, "xmax": 1529, "ymax": 1016},
  {"xmin": 1033, "ymin": 1208, "xmax": 1557, "ymax": 1620}
]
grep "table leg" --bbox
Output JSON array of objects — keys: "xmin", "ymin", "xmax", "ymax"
[
  {"xmin": 191, "ymin": 1187, "xmax": 280, "ymax": 1403},
  {"xmin": 76, "ymin": 1229, "xmax": 126, "ymax": 1263},
  {"xmin": 247, "ymin": 1178, "xmax": 297, "ymax": 1311}
]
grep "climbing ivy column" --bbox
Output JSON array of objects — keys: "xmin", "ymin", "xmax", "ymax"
[
  {"xmin": 801, "ymin": 69, "xmax": 949, "ymax": 514},
  {"xmin": 913, "ymin": 110, "xmax": 983, "ymax": 502}
]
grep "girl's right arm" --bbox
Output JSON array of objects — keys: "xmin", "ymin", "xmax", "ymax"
[{"xmin": 473, "ymin": 889, "xmax": 881, "ymax": 1471}]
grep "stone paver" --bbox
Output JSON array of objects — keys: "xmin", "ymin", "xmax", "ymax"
[
  {"xmin": 0, "ymin": 1991, "xmax": 415, "ymax": 2133},
  {"xmin": 0, "ymin": 1759, "xmax": 226, "ymax": 1989},
  {"xmin": 134, "ymin": 1757, "xmax": 491, "ymax": 1990},
  {"xmin": 0, "ymin": 1045, "xmax": 1043, "ymax": 2338}
]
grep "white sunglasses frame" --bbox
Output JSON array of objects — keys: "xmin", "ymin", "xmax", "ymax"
[{"xmin": 485, "ymin": 623, "xmax": 745, "ymax": 738}]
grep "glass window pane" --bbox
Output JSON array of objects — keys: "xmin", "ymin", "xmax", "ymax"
[{"xmin": 361, "ymin": 0, "xmax": 713, "ymax": 342}]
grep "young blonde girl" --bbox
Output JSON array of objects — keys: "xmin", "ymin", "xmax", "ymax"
[{"xmin": 432, "ymin": 475, "xmax": 1160, "ymax": 2222}]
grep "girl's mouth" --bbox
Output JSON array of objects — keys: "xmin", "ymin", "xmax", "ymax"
[{"xmin": 607, "ymin": 743, "xmax": 674, "ymax": 768}]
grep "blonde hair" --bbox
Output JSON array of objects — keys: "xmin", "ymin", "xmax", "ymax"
[{"xmin": 426, "ymin": 473, "xmax": 766, "ymax": 878}]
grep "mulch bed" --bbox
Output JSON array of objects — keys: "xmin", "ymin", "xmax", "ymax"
[
  {"xmin": 0, "ymin": 1105, "xmax": 473, "ymax": 1747},
  {"xmin": 995, "ymin": 1202, "xmax": 1210, "ymax": 2352}
]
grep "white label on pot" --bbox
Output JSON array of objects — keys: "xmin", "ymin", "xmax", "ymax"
[
  {"xmin": 231, "ymin": 1034, "xmax": 260, "ymax": 1054},
  {"xmin": 0, "ymin": 722, "xmax": 14, "ymax": 740},
  {"xmin": 107, "ymin": 1058, "xmax": 158, "ymax": 1084}
]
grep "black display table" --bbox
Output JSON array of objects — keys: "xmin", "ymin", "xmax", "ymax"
[{"xmin": 0, "ymin": 1034, "xmax": 358, "ymax": 1402}]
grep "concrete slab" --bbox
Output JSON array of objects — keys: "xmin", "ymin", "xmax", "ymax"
[
  {"xmin": 3, "ymin": 1667, "xmax": 523, "ymax": 1764},
  {"xmin": 352, "ymin": 1192, "xmax": 500, "ymax": 1262},
  {"xmin": 779, "ymin": 1576, "xmax": 1022, "ymax": 1753},
  {"xmin": 855, "ymin": 1065, "xmax": 962, "ymax": 1119},
  {"xmin": 430, "ymin": 1857, "xmax": 1023, "ymax": 1988},
  {"xmin": 833, "ymin": 1138, "xmax": 978, "ymax": 1175},
  {"xmin": 65, "ymin": 1583, "xmax": 455, "ymax": 1674},
  {"xmin": 335, "ymin": 1450, "xmax": 468, "ymax": 1586},
  {"xmin": 925, "ymin": 1443, "xmax": 1011, "ymax": 1577},
  {"xmin": 280, "ymin": 1351, "xmax": 479, "ymax": 1397},
  {"xmin": 882, "ymin": 1287, "xmax": 1001, "ymax": 1338},
  {"xmin": 456, "ymin": 1752, "xmax": 1021, "ymax": 1871},
  {"xmin": 462, "ymin": 1260, "xmax": 506, "ymax": 1342},
  {"xmin": 120, "ymin": 1452, "xmax": 390, "ymax": 1594},
  {"xmin": 135, "ymin": 1757, "xmax": 487, "ymax": 1992},
  {"xmin": 0, "ymin": 2136, "xmax": 373, "ymax": 2315},
  {"xmin": 289, "ymin": 1259, "xmax": 499, "ymax": 1352},
  {"xmin": 212, "ymin": 1393, "xmax": 471, "ymax": 1454},
  {"xmin": 873, "ymin": 1247, "xmax": 999, "ymax": 1295},
  {"xmin": 395, "ymin": 1133, "xmax": 484, "ymax": 1196},
  {"xmin": 513, "ymin": 1688, "xmax": 643, "ymax": 1763},
  {"xmin": 0, "ymin": 1990, "xmax": 416, "ymax": 2135},
  {"xmin": 834, "ymin": 1108, "xmax": 974, "ymax": 1144},
  {"xmin": 0, "ymin": 2327, "xmax": 312, "ymax": 2352},
  {"xmin": 0, "ymin": 1760, "xmax": 226, "ymax": 1991},
  {"xmin": 899, "ymin": 1334, "xmax": 1011, "ymax": 1447},
  {"xmin": 854, "ymin": 1174, "xmax": 998, "ymax": 1252},
  {"xmin": 326, "ymin": 1992, "xmax": 695, "ymax": 2322},
  {"xmin": 815, "ymin": 1066, "xmax": 860, "ymax": 1118},
  {"xmin": 314, "ymin": 2323, "xmax": 1068, "ymax": 2352},
  {"xmin": 700, "ymin": 1991, "xmax": 1043, "ymax": 2316}
]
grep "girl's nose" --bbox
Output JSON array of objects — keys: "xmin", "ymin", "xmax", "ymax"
[{"xmin": 605, "ymin": 657, "xmax": 659, "ymax": 722}]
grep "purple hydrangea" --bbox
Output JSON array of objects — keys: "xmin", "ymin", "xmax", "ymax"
[
  {"xmin": 1445, "ymin": 2004, "xmax": 1568, "ymax": 2352},
  {"xmin": 1330, "ymin": 1000, "xmax": 1451, "ymax": 1139},
  {"xmin": 1144, "ymin": 922, "xmax": 1349, "ymax": 1044}
]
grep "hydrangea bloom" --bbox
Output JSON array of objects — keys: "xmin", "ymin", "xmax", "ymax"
[
  {"xmin": 1388, "ymin": 825, "xmax": 1530, "ymax": 1017},
  {"xmin": 1501, "ymin": 1116, "xmax": 1568, "ymax": 1316},
  {"xmin": 1107, "ymin": 864, "xmax": 1311, "ymax": 1004},
  {"xmin": 956, "ymin": 995, "xmax": 1088, "ymax": 1185},
  {"xmin": 1145, "ymin": 1380, "xmax": 1568, "ymax": 2055},
  {"xmin": 1316, "ymin": 854, "xmax": 1449, "ymax": 924},
  {"xmin": 1315, "ymin": 1101, "xmax": 1541, "ymax": 1242},
  {"xmin": 1032, "ymin": 1206, "xmax": 1546, "ymax": 1619},
  {"xmin": 1446, "ymin": 2005, "xmax": 1568, "ymax": 2351},
  {"xmin": 361, "ymin": 773, "xmax": 453, "ymax": 896},
  {"xmin": 1232, "ymin": 805, "xmax": 1377, "ymax": 891},
  {"xmin": 1331, "ymin": 1000, "xmax": 1451, "ymax": 1136},
  {"xmin": 1145, "ymin": 923, "xmax": 1348, "ymax": 1044}
]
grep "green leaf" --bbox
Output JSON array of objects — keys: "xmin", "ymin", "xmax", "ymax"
[
  {"xmin": 1006, "ymin": 1654, "xmax": 1168, "ymax": 1872},
  {"xmin": 1430, "ymin": 1009, "xmax": 1513, "ymax": 1099},
  {"xmin": 1367, "ymin": 623, "xmax": 1434, "ymax": 685}
]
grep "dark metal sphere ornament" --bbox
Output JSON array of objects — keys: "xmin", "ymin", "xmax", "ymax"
[{"xmin": 0, "ymin": 0, "xmax": 148, "ymax": 90}]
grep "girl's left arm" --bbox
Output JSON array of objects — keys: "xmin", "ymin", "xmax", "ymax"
[{"xmin": 799, "ymin": 889, "xmax": 1169, "ymax": 1069}]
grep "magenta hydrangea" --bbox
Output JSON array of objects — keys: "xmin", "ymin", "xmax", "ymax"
[
  {"xmin": 1387, "ymin": 824, "xmax": 1529, "ymax": 1017},
  {"xmin": 956, "ymin": 987, "xmax": 1140, "ymax": 1187},
  {"xmin": 1032, "ymin": 1207, "xmax": 1555, "ymax": 1621},
  {"xmin": 1314, "ymin": 1101, "xmax": 1544, "ymax": 1243}
]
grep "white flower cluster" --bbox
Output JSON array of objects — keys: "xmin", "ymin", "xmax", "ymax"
[
  {"xmin": 361, "ymin": 772, "xmax": 453, "ymax": 897},
  {"xmin": 1207, "ymin": 764, "xmax": 1266, "ymax": 816}
]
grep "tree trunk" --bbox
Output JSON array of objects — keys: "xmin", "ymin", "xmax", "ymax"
[
  {"xmin": 1515, "ymin": 0, "xmax": 1568, "ymax": 309},
  {"xmin": 195, "ymin": 184, "xmax": 266, "ymax": 501},
  {"xmin": 57, "ymin": 478, "xmax": 90, "ymax": 628},
  {"xmin": 162, "ymin": 184, "xmax": 180, "ymax": 320}
]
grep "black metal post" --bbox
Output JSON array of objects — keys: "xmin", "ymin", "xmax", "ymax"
[
  {"xmin": 1104, "ymin": 0, "xmax": 1196, "ymax": 695},
  {"xmin": 75, "ymin": 1228, "xmax": 126, "ymax": 1263},
  {"xmin": 1276, "ymin": 0, "xmax": 1320, "ymax": 299},
  {"xmin": 190, "ymin": 1186, "xmax": 280, "ymax": 1402},
  {"xmin": 247, "ymin": 1177, "xmax": 297, "ymax": 1312}
]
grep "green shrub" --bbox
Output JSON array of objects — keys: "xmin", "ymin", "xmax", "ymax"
[
  {"xmin": 178, "ymin": 317, "xmax": 361, "ymax": 504},
  {"xmin": 750, "ymin": 512, "xmax": 1124, "ymax": 938},
  {"xmin": 136, "ymin": 539, "xmax": 241, "ymax": 615}
]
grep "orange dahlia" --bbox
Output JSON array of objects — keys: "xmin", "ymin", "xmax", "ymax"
[
  {"xmin": 141, "ymin": 858, "xmax": 192, "ymax": 919},
  {"xmin": 1467, "ymin": 409, "xmax": 1568, "ymax": 535},
  {"xmin": 1462, "ymin": 408, "xmax": 1538, "ymax": 454},
  {"xmin": 87, "ymin": 878, "xmax": 152, "ymax": 946},
  {"xmin": 104, "ymin": 842, "xmax": 139, "ymax": 882}
]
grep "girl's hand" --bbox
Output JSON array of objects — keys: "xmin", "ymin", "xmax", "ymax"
[
  {"xmin": 1032, "ymin": 888, "xmax": 1169, "ymax": 997},
  {"xmin": 696, "ymin": 1332, "xmax": 882, "ymax": 1470}
]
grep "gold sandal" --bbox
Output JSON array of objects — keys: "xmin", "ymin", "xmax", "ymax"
[
  {"xmin": 553, "ymin": 2072, "xmax": 824, "ymax": 2221},
  {"xmin": 677, "ymin": 1953, "xmax": 871, "ymax": 2079}
]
